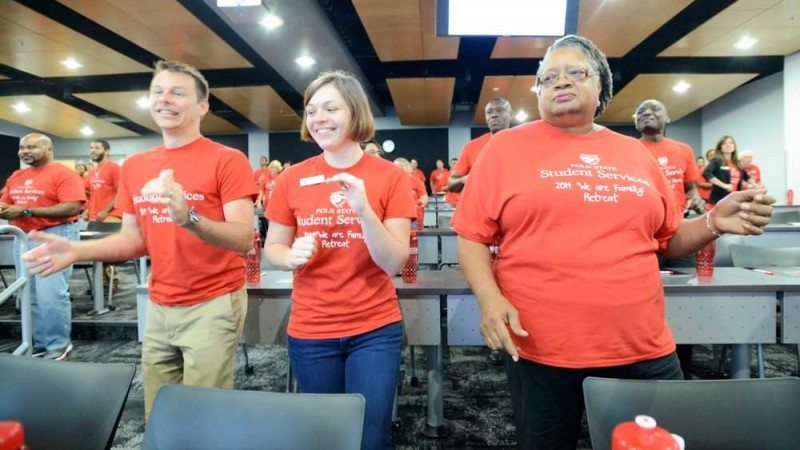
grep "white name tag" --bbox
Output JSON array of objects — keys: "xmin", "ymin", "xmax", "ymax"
[{"xmin": 299, "ymin": 175, "xmax": 325, "ymax": 187}]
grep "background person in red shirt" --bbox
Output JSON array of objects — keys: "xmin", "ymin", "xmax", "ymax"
[
  {"xmin": 85, "ymin": 139, "xmax": 122, "ymax": 223},
  {"xmin": 452, "ymin": 35, "xmax": 775, "ymax": 449},
  {"xmin": 704, "ymin": 135, "xmax": 756, "ymax": 206},
  {"xmin": 410, "ymin": 158, "xmax": 426, "ymax": 187},
  {"xmin": 22, "ymin": 61, "xmax": 257, "ymax": 418},
  {"xmin": 448, "ymin": 97, "xmax": 513, "ymax": 196},
  {"xmin": 740, "ymin": 150, "xmax": 764, "ymax": 188},
  {"xmin": 0, "ymin": 133, "xmax": 85, "ymax": 360},
  {"xmin": 695, "ymin": 156, "xmax": 713, "ymax": 201},
  {"xmin": 429, "ymin": 158, "xmax": 450, "ymax": 195},
  {"xmin": 265, "ymin": 71, "xmax": 415, "ymax": 450},
  {"xmin": 361, "ymin": 139, "xmax": 384, "ymax": 158}
]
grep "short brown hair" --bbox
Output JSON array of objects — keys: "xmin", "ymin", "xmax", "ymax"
[
  {"xmin": 153, "ymin": 60, "xmax": 209, "ymax": 101},
  {"xmin": 300, "ymin": 71, "xmax": 375, "ymax": 143}
]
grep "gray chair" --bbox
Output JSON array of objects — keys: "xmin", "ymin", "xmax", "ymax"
[
  {"xmin": 0, "ymin": 354, "xmax": 135, "ymax": 450},
  {"xmin": 583, "ymin": 376, "xmax": 800, "ymax": 450},
  {"xmin": 142, "ymin": 384, "xmax": 365, "ymax": 450}
]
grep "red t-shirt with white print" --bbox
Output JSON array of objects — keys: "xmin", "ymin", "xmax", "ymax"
[
  {"xmin": 452, "ymin": 120, "xmax": 682, "ymax": 369},
  {"xmin": 640, "ymin": 137, "xmax": 698, "ymax": 210},
  {"xmin": 267, "ymin": 153, "xmax": 416, "ymax": 339}
]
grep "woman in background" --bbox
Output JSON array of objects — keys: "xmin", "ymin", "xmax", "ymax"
[{"xmin": 704, "ymin": 135, "xmax": 754, "ymax": 207}]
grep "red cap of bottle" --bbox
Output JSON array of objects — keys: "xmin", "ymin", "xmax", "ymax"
[
  {"xmin": 0, "ymin": 421, "xmax": 25, "ymax": 450},
  {"xmin": 612, "ymin": 415, "xmax": 679, "ymax": 450}
]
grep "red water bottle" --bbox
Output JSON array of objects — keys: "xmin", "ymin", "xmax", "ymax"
[
  {"xmin": 246, "ymin": 230, "xmax": 261, "ymax": 283},
  {"xmin": 416, "ymin": 205, "xmax": 424, "ymax": 231},
  {"xmin": 788, "ymin": 189, "xmax": 794, "ymax": 206},
  {"xmin": 696, "ymin": 240, "xmax": 715, "ymax": 277},
  {"xmin": 612, "ymin": 415, "xmax": 680, "ymax": 450},
  {"xmin": 402, "ymin": 231, "xmax": 418, "ymax": 283},
  {"xmin": 0, "ymin": 421, "xmax": 27, "ymax": 450}
]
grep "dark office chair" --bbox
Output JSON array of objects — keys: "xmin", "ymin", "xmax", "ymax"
[
  {"xmin": 730, "ymin": 244, "xmax": 800, "ymax": 376},
  {"xmin": 142, "ymin": 385, "xmax": 366, "ymax": 450},
  {"xmin": 583, "ymin": 376, "xmax": 800, "ymax": 450},
  {"xmin": 0, "ymin": 354, "xmax": 135, "ymax": 450}
]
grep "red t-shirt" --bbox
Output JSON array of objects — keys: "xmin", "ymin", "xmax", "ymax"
[
  {"xmin": 745, "ymin": 164, "xmax": 761, "ymax": 184},
  {"xmin": 84, "ymin": 161, "xmax": 122, "ymax": 219},
  {"xmin": 430, "ymin": 168, "xmax": 450, "ymax": 194},
  {"xmin": 454, "ymin": 133, "xmax": 492, "ymax": 177},
  {"xmin": 254, "ymin": 167, "xmax": 271, "ymax": 191},
  {"xmin": 267, "ymin": 153, "xmax": 416, "ymax": 339},
  {"xmin": 260, "ymin": 173, "xmax": 278, "ymax": 209},
  {"xmin": 444, "ymin": 191, "xmax": 460, "ymax": 205},
  {"xmin": 1, "ymin": 163, "xmax": 86, "ymax": 232},
  {"xmin": 410, "ymin": 173, "xmax": 427, "ymax": 204},
  {"xmin": 696, "ymin": 171, "xmax": 711, "ymax": 200},
  {"xmin": 116, "ymin": 137, "xmax": 258, "ymax": 306},
  {"xmin": 639, "ymin": 137, "xmax": 699, "ymax": 209},
  {"xmin": 452, "ymin": 121, "xmax": 681, "ymax": 368},
  {"xmin": 412, "ymin": 168, "xmax": 425, "ymax": 185}
]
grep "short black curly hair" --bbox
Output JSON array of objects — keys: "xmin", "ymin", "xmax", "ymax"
[{"xmin": 537, "ymin": 35, "xmax": 613, "ymax": 117}]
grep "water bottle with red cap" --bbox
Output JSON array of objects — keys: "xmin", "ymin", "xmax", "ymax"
[
  {"xmin": 612, "ymin": 415, "xmax": 682, "ymax": 450},
  {"xmin": 788, "ymin": 189, "xmax": 794, "ymax": 206}
]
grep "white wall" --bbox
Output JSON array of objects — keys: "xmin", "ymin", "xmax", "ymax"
[
  {"xmin": 666, "ymin": 110, "xmax": 702, "ymax": 156},
  {"xmin": 785, "ymin": 51, "xmax": 800, "ymax": 202},
  {"xmin": 701, "ymin": 71, "xmax": 785, "ymax": 196}
]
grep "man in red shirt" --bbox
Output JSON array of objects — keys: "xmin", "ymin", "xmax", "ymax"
[
  {"xmin": 740, "ymin": 150, "xmax": 763, "ymax": 188},
  {"xmin": 448, "ymin": 97, "xmax": 513, "ymax": 197},
  {"xmin": 0, "ymin": 133, "xmax": 85, "ymax": 360},
  {"xmin": 253, "ymin": 156, "xmax": 270, "ymax": 191},
  {"xmin": 410, "ymin": 158, "xmax": 426, "ymax": 187},
  {"xmin": 85, "ymin": 140, "xmax": 121, "ymax": 223},
  {"xmin": 22, "ymin": 60, "xmax": 258, "ymax": 417},
  {"xmin": 429, "ymin": 159, "xmax": 450, "ymax": 195}
]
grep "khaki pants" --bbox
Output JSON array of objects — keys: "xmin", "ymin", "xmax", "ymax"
[{"xmin": 142, "ymin": 287, "xmax": 248, "ymax": 418}]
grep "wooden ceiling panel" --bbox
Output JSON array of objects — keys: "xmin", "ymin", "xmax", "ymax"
[
  {"xmin": 0, "ymin": 95, "xmax": 137, "ymax": 138},
  {"xmin": 211, "ymin": 86, "xmax": 301, "ymax": 131},
  {"xmin": 59, "ymin": 0, "xmax": 251, "ymax": 69},
  {"xmin": 0, "ymin": 5, "xmax": 149, "ymax": 76},
  {"xmin": 492, "ymin": 0, "xmax": 693, "ymax": 58},
  {"xmin": 354, "ymin": 0, "xmax": 459, "ymax": 62},
  {"xmin": 74, "ymin": 91, "xmax": 241, "ymax": 135},
  {"xmin": 387, "ymin": 78, "xmax": 454, "ymax": 126},
  {"xmin": 660, "ymin": 0, "xmax": 800, "ymax": 56},
  {"xmin": 598, "ymin": 73, "xmax": 758, "ymax": 123},
  {"xmin": 473, "ymin": 76, "xmax": 539, "ymax": 125}
]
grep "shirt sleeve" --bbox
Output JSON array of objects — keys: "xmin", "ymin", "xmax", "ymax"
[
  {"xmin": 115, "ymin": 161, "xmax": 135, "ymax": 215},
  {"xmin": 451, "ymin": 138, "xmax": 502, "ymax": 244},
  {"xmin": 682, "ymin": 146, "xmax": 699, "ymax": 184},
  {"xmin": 265, "ymin": 169, "xmax": 296, "ymax": 226},
  {"xmin": 454, "ymin": 141, "xmax": 473, "ymax": 176},
  {"xmin": 383, "ymin": 169, "xmax": 417, "ymax": 220},
  {"xmin": 702, "ymin": 159, "xmax": 720, "ymax": 182},
  {"xmin": 651, "ymin": 160, "xmax": 682, "ymax": 252},
  {"xmin": 56, "ymin": 170, "xmax": 87, "ymax": 203},
  {"xmin": 218, "ymin": 150, "xmax": 259, "ymax": 204}
]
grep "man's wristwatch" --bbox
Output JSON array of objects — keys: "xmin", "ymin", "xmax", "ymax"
[
  {"xmin": 182, "ymin": 207, "xmax": 201, "ymax": 228},
  {"xmin": 21, "ymin": 208, "xmax": 33, "ymax": 218}
]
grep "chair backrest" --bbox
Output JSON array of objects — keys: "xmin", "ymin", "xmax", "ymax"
[
  {"xmin": 729, "ymin": 244, "xmax": 800, "ymax": 268},
  {"xmin": 771, "ymin": 210, "xmax": 800, "ymax": 224},
  {"xmin": 86, "ymin": 221, "xmax": 123, "ymax": 233},
  {"xmin": 583, "ymin": 376, "xmax": 800, "ymax": 450},
  {"xmin": 142, "ymin": 385, "xmax": 365, "ymax": 450},
  {"xmin": 0, "ymin": 354, "xmax": 135, "ymax": 450}
]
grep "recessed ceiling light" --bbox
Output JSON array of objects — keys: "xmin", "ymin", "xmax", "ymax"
[
  {"xmin": 260, "ymin": 13, "xmax": 284, "ymax": 29},
  {"xmin": 217, "ymin": 0, "xmax": 261, "ymax": 6},
  {"xmin": 672, "ymin": 81, "xmax": 691, "ymax": 94},
  {"xmin": 80, "ymin": 126, "xmax": 94, "ymax": 136},
  {"xmin": 515, "ymin": 110, "xmax": 529, "ymax": 122},
  {"xmin": 61, "ymin": 57, "xmax": 82, "ymax": 70},
  {"xmin": 12, "ymin": 101, "xmax": 31, "ymax": 114},
  {"xmin": 136, "ymin": 96, "xmax": 149, "ymax": 109},
  {"xmin": 492, "ymin": 87, "xmax": 499, "ymax": 92},
  {"xmin": 295, "ymin": 56, "xmax": 316, "ymax": 68},
  {"xmin": 735, "ymin": 36, "xmax": 758, "ymax": 50}
]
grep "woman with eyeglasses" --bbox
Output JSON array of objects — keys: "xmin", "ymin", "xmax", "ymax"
[{"xmin": 451, "ymin": 35, "xmax": 775, "ymax": 449}]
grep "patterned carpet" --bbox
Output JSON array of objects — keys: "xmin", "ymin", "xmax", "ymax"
[{"xmin": 1, "ymin": 265, "xmax": 798, "ymax": 449}]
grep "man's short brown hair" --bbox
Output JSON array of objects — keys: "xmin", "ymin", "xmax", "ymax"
[
  {"xmin": 300, "ymin": 71, "xmax": 375, "ymax": 143},
  {"xmin": 153, "ymin": 60, "xmax": 209, "ymax": 101}
]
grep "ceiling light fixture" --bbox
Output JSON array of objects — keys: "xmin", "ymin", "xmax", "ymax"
[
  {"xmin": 734, "ymin": 36, "xmax": 758, "ymax": 50},
  {"xmin": 80, "ymin": 126, "xmax": 94, "ymax": 136},
  {"xmin": 515, "ymin": 110, "xmax": 529, "ymax": 122},
  {"xmin": 295, "ymin": 56, "xmax": 316, "ymax": 68},
  {"xmin": 12, "ymin": 101, "xmax": 31, "ymax": 114},
  {"xmin": 61, "ymin": 57, "xmax": 82, "ymax": 70},
  {"xmin": 136, "ymin": 96, "xmax": 150, "ymax": 109},
  {"xmin": 672, "ymin": 81, "xmax": 691, "ymax": 94},
  {"xmin": 260, "ymin": 13, "xmax": 284, "ymax": 29},
  {"xmin": 492, "ymin": 87, "xmax": 500, "ymax": 92},
  {"xmin": 217, "ymin": 0, "xmax": 261, "ymax": 6}
]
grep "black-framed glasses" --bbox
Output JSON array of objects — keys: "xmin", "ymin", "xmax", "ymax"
[{"xmin": 537, "ymin": 67, "xmax": 594, "ymax": 87}]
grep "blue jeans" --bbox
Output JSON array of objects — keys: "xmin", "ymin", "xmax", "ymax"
[
  {"xmin": 288, "ymin": 322, "xmax": 403, "ymax": 450},
  {"xmin": 13, "ymin": 223, "xmax": 78, "ymax": 350}
]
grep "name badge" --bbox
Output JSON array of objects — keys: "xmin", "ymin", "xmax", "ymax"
[{"xmin": 300, "ymin": 175, "xmax": 325, "ymax": 187}]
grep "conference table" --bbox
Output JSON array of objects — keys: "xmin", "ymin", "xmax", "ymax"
[
  {"xmin": 135, "ymin": 267, "xmax": 800, "ymax": 436},
  {"xmin": 0, "ymin": 230, "xmax": 113, "ymax": 315}
]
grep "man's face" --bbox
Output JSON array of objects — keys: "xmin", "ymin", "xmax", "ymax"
[
  {"xmin": 436, "ymin": 160, "xmax": 444, "ymax": 169},
  {"xmin": 450, "ymin": 159, "xmax": 457, "ymax": 168},
  {"xmin": 485, "ymin": 101, "xmax": 512, "ymax": 133},
  {"xmin": 149, "ymin": 70, "xmax": 209, "ymax": 134},
  {"xmin": 259, "ymin": 157, "xmax": 268, "ymax": 167},
  {"xmin": 635, "ymin": 100, "xmax": 668, "ymax": 135},
  {"xmin": 741, "ymin": 154, "xmax": 753, "ymax": 166},
  {"xmin": 89, "ymin": 142, "xmax": 107, "ymax": 163},
  {"xmin": 18, "ymin": 137, "xmax": 50, "ymax": 167}
]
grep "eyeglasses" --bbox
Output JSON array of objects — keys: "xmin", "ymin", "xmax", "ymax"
[{"xmin": 537, "ymin": 67, "xmax": 594, "ymax": 87}]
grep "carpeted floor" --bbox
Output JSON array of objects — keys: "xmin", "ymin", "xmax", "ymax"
[{"xmin": 1, "ymin": 265, "xmax": 799, "ymax": 449}]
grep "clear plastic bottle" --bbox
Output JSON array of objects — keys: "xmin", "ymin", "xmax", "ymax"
[
  {"xmin": 788, "ymin": 189, "xmax": 794, "ymax": 206},
  {"xmin": 612, "ymin": 415, "xmax": 680, "ymax": 450}
]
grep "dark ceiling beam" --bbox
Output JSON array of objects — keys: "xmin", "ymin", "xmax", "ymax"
[
  {"xmin": 12, "ymin": 0, "xmax": 259, "ymax": 132},
  {"xmin": 316, "ymin": 0, "xmax": 389, "ymax": 112},
  {"xmin": 175, "ymin": 0, "xmax": 303, "ymax": 112},
  {"xmin": 452, "ymin": 37, "xmax": 498, "ymax": 106}
]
